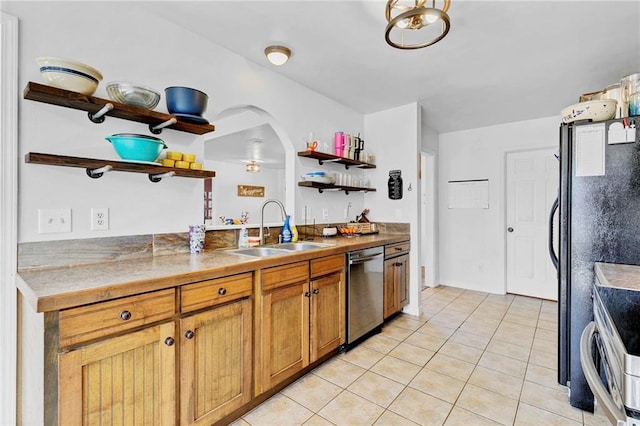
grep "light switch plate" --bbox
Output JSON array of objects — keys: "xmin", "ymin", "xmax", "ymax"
[{"xmin": 38, "ymin": 208, "xmax": 72, "ymax": 233}]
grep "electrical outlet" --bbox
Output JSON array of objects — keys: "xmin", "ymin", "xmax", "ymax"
[
  {"xmin": 38, "ymin": 208, "xmax": 72, "ymax": 233},
  {"xmin": 91, "ymin": 208, "xmax": 109, "ymax": 231},
  {"xmin": 322, "ymin": 208, "xmax": 329, "ymax": 221}
]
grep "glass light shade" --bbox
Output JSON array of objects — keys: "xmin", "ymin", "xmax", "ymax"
[
  {"xmin": 246, "ymin": 160, "xmax": 261, "ymax": 172},
  {"xmin": 264, "ymin": 46, "xmax": 291, "ymax": 66},
  {"xmin": 423, "ymin": 11, "xmax": 439, "ymax": 24}
]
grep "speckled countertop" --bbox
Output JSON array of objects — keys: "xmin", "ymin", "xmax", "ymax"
[
  {"xmin": 17, "ymin": 234, "xmax": 409, "ymax": 313},
  {"xmin": 595, "ymin": 262, "xmax": 640, "ymax": 291}
]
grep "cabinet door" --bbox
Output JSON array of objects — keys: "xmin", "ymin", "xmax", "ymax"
[
  {"xmin": 383, "ymin": 258, "xmax": 399, "ymax": 318},
  {"xmin": 397, "ymin": 254, "xmax": 410, "ymax": 309},
  {"xmin": 180, "ymin": 298, "xmax": 252, "ymax": 426},
  {"xmin": 310, "ymin": 271, "xmax": 345, "ymax": 362},
  {"xmin": 259, "ymin": 282, "xmax": 309, "ymax": 393},
  {"xmin": 58, "ymin": 322, "xmax": 176, "ymax": 426}
]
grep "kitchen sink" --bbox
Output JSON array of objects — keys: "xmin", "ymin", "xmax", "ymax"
[
  {"xmin": 227, "ymin": 242, "xmax": 332, "ymax": 257},
  {"xmin": 228, "ymin": 247, "xmax": 293, "ymax": 257},
  {"xmin": 276, "ymin": 242, "xmax": 332, "ymax": 251}
]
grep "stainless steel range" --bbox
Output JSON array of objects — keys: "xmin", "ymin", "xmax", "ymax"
[{"xmin": 581, "ymin": 263, "xmax": 640, "ymax": 426}]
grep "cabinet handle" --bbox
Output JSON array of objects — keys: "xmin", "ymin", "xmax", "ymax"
[
  {"xmin": 395, "ymin": 262, "xmax": 404, "ymax": 267},
  {"xmin": 184, "ymin": 330, "xmax": 195, "ymax": 339},
  {"xmin": 164, "ymin": 337, "xmax": 175, "ymax": 346},
  {"xmin": 218, "ymin": 287, "xmax": 227, "ymax": 295},
  {"xmin": 304, "ymin": 291, "xmax": 311, "ymax": 298},
  {"xmin": 313, "ymin": 288, "xmax": 319, "ymax": 294},
  {"xmin": 395, "ymin": 247, "xmax": 402, "ymax": 251},
  {"xmin": 119, "ymin": 310, "xmax": 132, "ymax": 321}
]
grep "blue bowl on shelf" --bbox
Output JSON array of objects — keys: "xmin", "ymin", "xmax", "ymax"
[
  {"xmin": 106, "ymin": 133, "xmax": 167, "ymax": 162},
  {"xmin": 165, "ymin": 86, "xmax": 208, "ymax": 116}
]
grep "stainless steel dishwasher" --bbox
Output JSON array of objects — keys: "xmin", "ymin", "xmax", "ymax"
[{"xmin": 345, "ymin": 246, "xmax": 384, "ymax": 348}]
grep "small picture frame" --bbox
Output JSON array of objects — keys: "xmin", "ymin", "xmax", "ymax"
[{"xmin": 237, "ymin": 185, "xmax": 265, "ymax": 197}]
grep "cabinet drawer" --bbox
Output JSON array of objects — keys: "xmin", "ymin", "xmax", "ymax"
[
  {"xmin": 181, "ymin": 272, "xmax": 253, "ymax": 313},
  {"xmin": 59, "ymin": 288, "xmax": 176, "ymax": 347},
  {"xmin": 262, "ymin": 261, "xmax": 309, "ymax": 292},
  {"xmin": 385, "ymin": 241, "xmax": 410, "ymax": 258},
  {"xmin": 310, "ymin": 254, "xmax": 345, "ymax": 278}
]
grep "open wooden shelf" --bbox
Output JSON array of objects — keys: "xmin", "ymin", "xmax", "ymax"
[
  {"xmin": 297, "ymin": 181, "xmax": 376, "ymax": 194},
  {"xmin": 26, "ymin": 152, "xmax": 216, "ymax": 182},
  {"xmin": 297, "ymin": 150, "xmax": 376, "ymax": 169},
  {"xmin": 24, "ymin": 82, "xmax": 215, "ymax": 135}
]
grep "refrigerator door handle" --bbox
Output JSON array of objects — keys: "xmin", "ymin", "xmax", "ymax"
[{"xmin": 549, "ymin": 196, "xmax": 559, "ymax": 270}]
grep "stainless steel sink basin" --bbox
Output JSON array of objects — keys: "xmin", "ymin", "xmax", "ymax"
[
  {"xmin": 276, "ymin": 242, "xmax": 332, "ymax": 251},
  {"xmin": 227, "ymin": 242, "xmax": 332, "ymax": 257},
  {"xmin": 229, "ymin": 247, "xmax": 292, "ymax": 257}
]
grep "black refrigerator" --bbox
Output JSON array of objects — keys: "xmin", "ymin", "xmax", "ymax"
[{"xmin": 552, "ymin": 117, "xmax": 640, "ymax": 412}]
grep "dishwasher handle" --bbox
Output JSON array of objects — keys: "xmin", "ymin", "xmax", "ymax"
[{"xmin": 349, "ymin": 253, "xmax": 382, "ymax": 265}]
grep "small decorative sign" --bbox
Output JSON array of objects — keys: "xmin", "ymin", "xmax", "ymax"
[
  {"xmin": 237, "ymin": 185, "xmax": 265, "ymax": 197},
  {"xmin": 388, "ymin": 170, "xmax": 403, "ymax": 200}
]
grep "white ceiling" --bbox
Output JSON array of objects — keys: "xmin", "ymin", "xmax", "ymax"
[{"xmin": 142, "ymin": 0, "xmax": 640, "ymax": 134}]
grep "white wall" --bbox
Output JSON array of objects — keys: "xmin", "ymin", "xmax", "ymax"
[
  {"xmin": 3, "ymin": 1, "xmax": 364, "ymax": 243},
  {"xmin": 438, "ymin": 115, "xmax": 559, "ymax": 294},
  {"xmin": 209, "ymin": 160, "xmax": 285, "ymax": 225},
  {"xmin": 364, "ymin": 103, "xmax": 421, "ymax": 316}
]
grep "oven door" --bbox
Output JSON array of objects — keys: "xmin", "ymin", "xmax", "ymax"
[{"xmin": 581, "ymin": 322, "xmax": 628, "ymax": 425}]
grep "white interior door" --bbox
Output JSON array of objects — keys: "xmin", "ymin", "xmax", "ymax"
[{"xmin": 506, "ymin": 148, "xmax": 558, "ymax": 300}]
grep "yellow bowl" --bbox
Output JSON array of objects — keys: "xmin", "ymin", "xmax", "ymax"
[
  {"xmin": 183, "ymin": 153, "xmax": 196, "ymax": 163},
  {"xmin": 175, "ymin": 160, "xmax": 190, "ymax": 169},
  {"xmin": 166, "ymin": 151, "xmax": 183, "ymax": 161},
  {"xmin": 190, "ymin": 162, "xmax": 202, "ymax": 170}
]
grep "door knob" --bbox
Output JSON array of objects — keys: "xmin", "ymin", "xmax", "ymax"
[{"xmin": 507, "ymin": 227, "xmax": 514, "ymax": 232}]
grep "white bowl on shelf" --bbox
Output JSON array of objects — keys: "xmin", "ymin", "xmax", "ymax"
[
  {"xmin": 301, "ymin": 175, "xmax": 335, "ymax": 184},
  {"xmin": 561, "ymin": 99, "xmax": 617, "ymax": 123},
  {"xmin": 36, "ymin": 56, "xmax": 103, "ymax": 96}
]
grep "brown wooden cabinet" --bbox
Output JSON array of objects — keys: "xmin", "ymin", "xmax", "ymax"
[
  {"xmin": 384, "ymin": 241, "xmax": 410, "ymax": 319},
  {"xmin": 58, "ymin": 321, "xmax": 177, "ymax": 426},
  {"xmin": 256, "ymin": 255, "xmax": 345, "ymax": 394},
  {"xmin": 180, "ymin": 298, "xmax": 252, "ymax": 425},
  {"xmin": 53, "ymin": 273, "xmax": 253, "ymax": 426},
  {"xmin": 180, "ymin": 272, "xmax": 253, "ymax": 425}
]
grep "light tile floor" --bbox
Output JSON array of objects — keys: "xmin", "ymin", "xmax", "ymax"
[{"xmin": 234, "ymin": 286, "xmax": 612, "ymax": 426}]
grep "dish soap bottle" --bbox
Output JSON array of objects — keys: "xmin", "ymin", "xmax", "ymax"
[
  {"xmin": 238, "ymin": 226, "xmax": 249, "ymax": 248},
  {"xmin": 290, "ymin": 217, "xmax": 299, "ymax": 242},
  {"xmin": 281, "ymin": 215, "xmax": 292, "ymax": 243}
]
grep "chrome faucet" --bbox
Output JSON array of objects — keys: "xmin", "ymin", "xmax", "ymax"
[{"xmin": 260, "ymin": 199, "xmax": 287, "ymax": 245}]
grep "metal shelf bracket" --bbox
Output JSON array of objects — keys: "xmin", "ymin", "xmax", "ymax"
[
  {"xmin": 149, "ymin": 117, "xmax": 178, "ymax": 135},
  {"xmin": 148, "ymin": 171, "xmax": 176, "ymax": 183},
  {"xmin": 88, "ymin": 103, "xmax": 114, "ymax": 123},
  {"xmin": 85, "ymin": 165, "xmax": 113, "ymax": 179}
]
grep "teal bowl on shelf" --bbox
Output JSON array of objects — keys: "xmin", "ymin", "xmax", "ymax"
[{"xmin": 106, "ymin": 133, "xmax": 167, "ymax": 162}]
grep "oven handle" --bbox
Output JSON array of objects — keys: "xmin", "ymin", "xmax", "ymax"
[{"xmin": 580, "ymin": 322, "xmax": 627, "ymax": 425}]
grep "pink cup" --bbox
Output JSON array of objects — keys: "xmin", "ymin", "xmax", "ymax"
[{"xmin": 334, "ymin": 132, "xmax": 344, "ymax": 157}]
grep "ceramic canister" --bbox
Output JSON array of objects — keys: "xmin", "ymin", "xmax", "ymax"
[{"xmin": 188, "ymin": 224, "xmax": 206, "ymax": 253}]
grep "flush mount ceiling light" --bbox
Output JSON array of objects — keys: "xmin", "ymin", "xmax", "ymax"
[
  {"xmin": 245, "ymin": 160, "xmax": 261, "ymax": 173},
  {"xmin": 264, "ymin": 45, "xmax": 291, "ymax": 66},
  {"xmin": 385, "ymin": 0, "xmax": 451, "ymax": 50}
]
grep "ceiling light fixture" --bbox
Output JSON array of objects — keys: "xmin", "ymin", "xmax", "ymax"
[
  {"xmin": 264, "ymin": 45, "xmax": 291, "ymax": 66},
  {"xmin": 385, "ymin": 0, "xmax": 451, "ymax": 50},
  {"xmin": 245, "ymin": 160, "xmax": 261, "ymax": 173}
]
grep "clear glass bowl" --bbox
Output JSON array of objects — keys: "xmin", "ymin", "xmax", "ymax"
[{"xmin": 106, "ymin": 82, "xmax": 161, "ymax": 109}]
